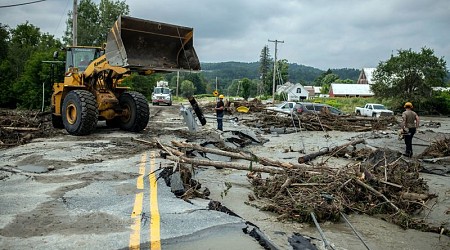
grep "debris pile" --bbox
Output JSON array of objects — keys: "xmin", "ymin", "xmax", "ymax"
[
  {"xmin": 243, "ymin": 113, "xmax": 398, "ymax": 132},
  {"xmin": 419, "ymin": 137, "xmax": 450, "ymax": 158},
  {"xmin": 249, "ymin": 148, "xmax": 441, "ymax": 233},
  {"xmin": 198, "ymin": 98, "xmax": 267, "ymax": 115},
  {"xmin": 230, "ymin": 98, "xmax": 266, "ymax": 113},
  {"xmin": 0, "ymin": 109, "xmax": 60, "ymax": 147}
]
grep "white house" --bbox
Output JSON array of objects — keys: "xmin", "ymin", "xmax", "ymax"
[{"xmin": 276, "ymin": 82, "xmax": 309, "ymax": 101}]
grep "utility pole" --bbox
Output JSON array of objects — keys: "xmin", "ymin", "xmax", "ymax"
[
  {"xmin": 268, "ymin": 39, "xmax": 284, "ymax": 102},
  {"xmin": 73, "ymin": 0, "xmax": 78, "ymax": 46},
  {"xmin": 176, "ymin": 71, "xmax": 180, "ymax": 97}
]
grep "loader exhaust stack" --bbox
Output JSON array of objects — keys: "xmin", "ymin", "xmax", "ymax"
[{"xmin": 105, "ymin": 16, "xmax": 201, "ymax": 72}]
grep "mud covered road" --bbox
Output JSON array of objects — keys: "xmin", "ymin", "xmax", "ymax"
[{"xmin": 1, "ymin": 104, "xmax": 449, "ymax": 250}]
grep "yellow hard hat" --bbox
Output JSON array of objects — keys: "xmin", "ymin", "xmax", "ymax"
[
  {"xmin": 404, "ymin": 102, "xmax": 413, "ymax": 108},
  {"xmin": 219, "ymin": 94, "xmax": 224, "ymax": 99}
]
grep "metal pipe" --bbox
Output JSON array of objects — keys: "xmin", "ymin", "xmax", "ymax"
[
  {"xmin": 340, "ymin": 212, "xmax": 371, "ymax": 250},
  {"xmin": 310, "ymin": 212, "xmax": 334, "ymax": 250}
]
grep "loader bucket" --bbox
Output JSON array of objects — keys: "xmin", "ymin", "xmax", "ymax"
[{"xmin": 105, "ymin": 16, "xmax": 200, "ymax": 71}]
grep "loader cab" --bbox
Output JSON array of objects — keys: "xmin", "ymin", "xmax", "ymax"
[{"xmin": 65, "ymin": 47, "xmax": 103, "ymax": 72}]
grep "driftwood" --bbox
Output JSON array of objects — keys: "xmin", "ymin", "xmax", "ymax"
[
  {"xmin": 400, "ymin": 192, "xmax": 430, "ymax": 201},
  {"xmin": 145, "ymin": 140, "xmax": 286, "ymax": 174},
  {"xmin": 171, "ymin": 140, "xmax": 311, "ymax": 170},
  {"xmin": 379, "ymin": 180, "xmax": 403, "ymax": 189},
  {"xmin": 354, "ymin": 178, "xmax": 400, "ymax": 212},
  {"xmin": 165, "ymin": 155, "xmax": 284, "ymax": 174},
  {"xmin": 298, "ymin": 138, "xmax": 365, "ymax": 163},
  {"xmin": 1, "ymin": 126, "xmax": 40, "ymax": 131}
]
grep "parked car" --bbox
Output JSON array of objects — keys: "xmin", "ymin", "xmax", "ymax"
[
  {"xmin": 295, "ymin": 102, "xmax": 345, "ymax": 116},
  {"xmin": 266, "ymin": 101, "xmax": 345, "ymax": 116},
  {"xmin": 265, "ymin": 101, "xmax": 297, "ymax": 114},
  {"xmin": 355, "ymin": 103, "xmax": 394, "ymax": 118}
]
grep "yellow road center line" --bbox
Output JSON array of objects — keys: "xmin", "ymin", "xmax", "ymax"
[
  {"xmin": 137, "ymin": 153, "xmax": 146, "ymax": 190},
  {"xmin": 149, "ymin": 151, "xmax": 161, "ymax": 249},
  {"xmin": 129, "ymin": 192, "xmax": 143, "ymax": 250},
  {"xmin": 129, "ymin": 152, "xmax": 147, "ymax": 250}
]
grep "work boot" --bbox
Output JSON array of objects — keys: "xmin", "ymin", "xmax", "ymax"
[{"xmin": 403, "ymin": 151, "xmax": 412, "ymax": 158}]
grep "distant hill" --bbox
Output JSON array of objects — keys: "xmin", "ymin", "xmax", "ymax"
[{"xmin": 200, "ymin": 62, "xmax": 360, "ymax": 88}]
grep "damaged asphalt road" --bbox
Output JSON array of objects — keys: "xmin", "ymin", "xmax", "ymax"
[
  {"xmin": 1, "ymin": 104, "xmax": 450, "ymax": 250},
  {"xmin": 0, "ymin": 129, "xmax": 263, "ymax": 249}
]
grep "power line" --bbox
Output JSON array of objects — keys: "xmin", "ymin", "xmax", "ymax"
[{"xmin": 0, "ymin": 0, "xmax": 46, "ymax": 9}]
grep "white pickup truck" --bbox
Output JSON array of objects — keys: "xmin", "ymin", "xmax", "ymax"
[{"xmin": 355, "ymin": 103, "xmax": 394, "ymax": 118}]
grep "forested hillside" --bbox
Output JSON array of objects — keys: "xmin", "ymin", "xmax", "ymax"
[{"xmin": 200, "ymin": 61, "xmax": 361, "ymax": 90}]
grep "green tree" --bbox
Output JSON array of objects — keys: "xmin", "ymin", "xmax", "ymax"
[
  {"xmin": 259, "ymin": 45, "xmax": 272, "ymax": 94},
  {"xmin": 98, "ymin": 0, "xmax": 129, "ymax": 43},
  {"xmin": 372, "ymin": 47, "xmax": 447, "ymax": 109},
  {"xmin": 3, "ymin": 22, "xmax": 61, "ymax": 108},
  {"xmin": 322, "ymin": 73, "xmax": 339, "ymax": 85},
  {"xmin": 180, "ymin": 80, "xmax": 195, "ymax": 98},
  {"xmin": 241, "ymin": 78, "xmax": 252, "ymax": 100},
  {"xmin": 267, "ymin": 59, "xmax": 289, "ymax": 89},
  {"xmin": 64, "ymin": 0, "xmax": 129, "ymax": 46},
  {"xmin": 314, "ymin": 69, "xmax": 332, "ymax": 86},
  {"xmin": 0, "ymin": 24, "xmax": 14, "ymax": 107},
  {"xmin": 121, "ymin": 73, "xmax": 162, "ymax": 99},
  {"xmin": 9, "ymin": 22, "xmax": 41, "ymax": 77},
  {"xmin": 185, "ymin": 73, "xmax": 206, "ymax": 94},
  {"xmin": 0, "ymin": 24, "xmax": 9, "ymax": 61},
  {"xmin": 321, "ymin": 84, "xmax": 330, "ymax": 94},
  {"xmin": 12, "ymin": 52, "xmax": 51, "ymax": 109}
]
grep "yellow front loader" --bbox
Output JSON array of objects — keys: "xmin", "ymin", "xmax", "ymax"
[{"xmin": 51, "ymin": 16, "xmax": 200, "ymax": 135}]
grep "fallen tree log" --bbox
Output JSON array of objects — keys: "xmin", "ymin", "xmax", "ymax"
[
  {"xmin": 298, "ymin": 138, "xmax": 365, "ymax": 163},
  {"xmin": 147, "ymin": 140, "xmax": 286, "ymax": 174},
  {"xmin": 171, "ymin": 140, "xmax": 311, "ymax": 170},
  {"xmin": 165, "ymin": 155, "xmax": 285, "ymax": 174}
]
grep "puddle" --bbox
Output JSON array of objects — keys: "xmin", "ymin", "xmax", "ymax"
[{"xmin": 17, "ymin": 165, "xmax": 49, "ymax": 173}]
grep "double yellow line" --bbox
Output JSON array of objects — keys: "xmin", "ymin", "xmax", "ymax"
[{"xmin": 129, "ymin": 151, "xmax": 161, "ymax": 249}]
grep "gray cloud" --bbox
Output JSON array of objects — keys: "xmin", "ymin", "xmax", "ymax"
[{"xmin": 0, "ymin": 0, "xmax": 449, "ymax": 70}]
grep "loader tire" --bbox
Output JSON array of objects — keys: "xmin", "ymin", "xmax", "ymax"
[
  {"xmin": 51, "ymin": 114, "xmax": 64, "ymax": 129},
  {"xmin": 118, "ymin": 91, "xmax": 149, "ymax": 132},
  {"xmin": 62, "ymin": 90, "xmax": 98, "ymax": 136}
]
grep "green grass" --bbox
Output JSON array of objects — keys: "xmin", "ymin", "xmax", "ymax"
[{"xmin": 312, "ymin": 97, "xmax": 393, "ymax": 113}]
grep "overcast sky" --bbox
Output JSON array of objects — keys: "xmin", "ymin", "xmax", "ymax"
[{"xmin": 1, "ymin": 0, "xmax": 449, "ymax": 70}]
